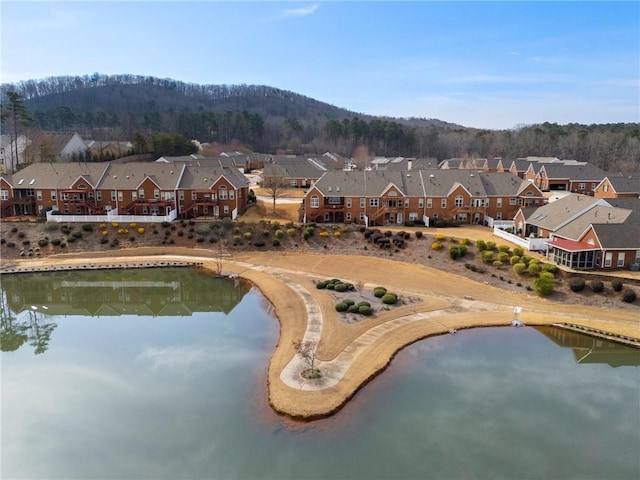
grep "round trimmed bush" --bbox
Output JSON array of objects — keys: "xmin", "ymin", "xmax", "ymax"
[
  {"xmin": 513, "ymin": 262, "xmax": 527, "ymax": 275},
  {"xmin": 316, "ymin": 281, "xmax": 328, "ymax": 289},
  {"xmin": 527, "ymin": 263, "xmax": 540, "ymax": 275},
  {"xmin": 498, "ymin": 252, "xmax": 509, "ymax": 262},
  {"xmin": 272, "ymin": 238, "xmax": 280, "ymax": 247},
  {"xmin": 334, "ymin": 283, "xmax": 348, "ymax": 292},
  {"xmin": 431, "ymin": 241, "xmax": 444, "ymax": 250},
  {"xmin": 569, "ymin": 278, "xmax": 586, "ymax": 292},
  {"xmin": 357, "ymin": 301, "xmax": 371, "ymax": 308},
  {"xmin": 348, "ymin": 304, "xmax": 360, "ymax": 313},
  {"xmin": 510, "ymin": 255, "xmax": 521, "ymax": 265},
  {"xmin": 590, "ymin": 280, "xmax": 604, "ymax": 293},
  {"xmin": 493, "ymin": 260, "xmax": 503, "ymax": 268},
  {"xmin": 358, "ymin": 305, "xmax": 374, "ymax": 316},
  {"xmin": 37, "ymin": 238, "xmax": 49, "ymax": 247},
  {"xmin": 534, "ymin": 277, "xmax": 555, "ymax": 297},
  {"xmin": 335, "ymin": 302, "xmax": 348, "ymax": 312},
  {"xmin": 513, "ymin": 247, "xmax": 524, "ymax": 257},
  {"xmin": 611, "ymin": 279, "xmax": 624, "ymax": 292},
  {"xmin": 621, "ymin": 289, "xmax": 636, "ymax": 303},
  {"xmin": 373, "ymin": 287, "xmax": 387, "ymax": 298},
  {"xmin": 540, "ymin": 263, "xmax": 559, "ymax": 274},
  {"xmin": 381, "ymin": 293, "xmax": 398, "ymax": 305},
  {"xmin": 539, "ymin": 271, "xmax": 555, "ymax": 280},
  {"xmin": 342, "ymin": 299, "xmax": 355, "ymax": 306}
]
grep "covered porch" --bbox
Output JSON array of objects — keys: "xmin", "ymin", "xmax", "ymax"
[{"xmin": 546, "ymin": 238, "xmax": 601, "ymax": 269}]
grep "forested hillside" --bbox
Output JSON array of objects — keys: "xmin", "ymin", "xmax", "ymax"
[{"xmin": 2, "ymin": 74, "xmax": 639, "ymax": 173}]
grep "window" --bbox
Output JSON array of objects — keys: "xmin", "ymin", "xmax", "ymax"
[
  {"xmin": 0, "ymin": 189, "xmax": 8, "ymax": 200},
  {"xmin": 229, "ymin": 191, "xmax": 235, "ymax": 200},
  {"xmin": 441, "ymin": 199, "xmax": 447, "ymax": 208},
  {"xmin": 310, "ymin": 195, "xmax": 319, "ymax": 208},
  {"xmin": 223, "ymin": 205, "xmax": 229, "ymax": 214},
  {"xmin": 142, "ymin": 207, "xmax": 148, "ymax": 214},
  {"xmin": 405, "ymin": 199, "xmax": 409, "ymax": 207},
  {"xmin": 78, "ymin": 183, "xmax": 87, "ymax": 189},
  {"xmin": 96, "ymin": 191, "xmax": 102, "ymax": 201},
  {"xmin": 604, "ymin": 252, "xmax": 612, "ymax": 267},
  {"xmin": 103, "ymin": 206, "xmax": 111, "ymax": 213},
  {"xmin": 496, "ymin": 212, "xmax": 502, "ymax": 219},
  {"xmin": 327, "ymin": 197, "xmax": 341, "ymax": 205},
  {"xmin": 139, "ymin": 189, "xmax": 145, "ymax": 199},
  {"xmin": 426, "ymin": 198, "xmax": 432, "ymax": 208},
  {"xmin": 51, "ymin": 191, "xmax": 57, "ymax": 201},
  {"xmin": 617, "ymin": 253, "xmax": 625, "ymax": 267},
  {"xmin": 578, "ymin": 183, "xmax": 585, "ymax": 190},
  {"xmin": 360, "ymin": 198, "xmax": 365, "ymax": 208},
  {"xmin": 219, "ymin": 186, "xmax": 228, "ymax": 200},
  {"xmin": 509, "ymin": 198, "xmax": 517, "ymax": 205},
  {"xmin": 603, "ymin": 184, "xmax": 609, "ymax": 192},
  {"xmin": 290, "ymin": 179, "xmax": 297, "ymax": 186},
  {"xmin": 526, "ymin": 191, "xmax": 533, "ymax": 196},
  {"xmin": 37, "ymin": 190, "xmax": 42, "ymax": 201},
  {"xmin": 111, "ymin": 191, "xmax": 116, "ymax": 201},
  {"xmin": 433, "ymin": 213, "xmax": 439, "ymax": 219},
  {"xmin": 635, "ymin": 250, "xmax": 640, "ymax": 263},
  {"xmin": 179, "ymin": 191, "xmax": 184, "ymax": 200},
  {"xmin": 118, "ymin": 192, "xmax": 123, "ymax": 202},
  {"xmin": 359, "ymin": 212, "xmax": 366, "ymax": 221},
  {"xmin": 418, "ymin": 198, "xmax": 424, "ymax": 208},
  {"xmin": 370, "ymin": 198, "xmax": 379, "ymax": 207},
  {"xmin": 346, "ymin": 212, "xmax": 351, "ymax": 221},
  {"xmin": 346, "ymin": 198, "xmax": 352, "ymax": 208},
  {"xmin": 496, "ymin": 198, "xmax": 502, "ymax": 207},
  {"xmin": 455, "ymin": 195, "xmax": 463, "ymax": 207},
  {"xmin": 591, "ymin": 183, "xmax": 596, "ymax": 191},
  {"xmin": 154, "ymin": 189, "xmax": 160, "ymax": 199},
  {"xmin": 132, "ymin": 193, "xmax": 137, "ymax": 201},
  {"xmin": 409, "ymin": 212, "xmax": 418, "ymax": 221}
]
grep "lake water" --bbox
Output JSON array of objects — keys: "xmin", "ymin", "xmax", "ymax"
[{"xmin": 1, "ymin": 268, "xmax": 639, "ymax": 480}]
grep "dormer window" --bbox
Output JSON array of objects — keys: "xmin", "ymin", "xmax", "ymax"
[{"xmin": 78, "ymin": 183, "xmax": 87, "ymax": 189}]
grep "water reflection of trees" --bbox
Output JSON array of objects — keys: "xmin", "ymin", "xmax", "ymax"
[
  {"xmin": 1, "ymin": 268, "xmax": 250, "ymax": 354},
  {"xmin": 1, "ymin": 291, "xmax": 57, "ymax": 354}
]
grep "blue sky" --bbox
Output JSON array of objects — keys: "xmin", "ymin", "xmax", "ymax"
[{"xmin": 1, "ymin": 1, "xmax": 638, "ymax": 129}]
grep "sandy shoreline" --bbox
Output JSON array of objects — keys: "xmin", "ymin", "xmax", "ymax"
[{"xmin": 2, "ymin": 247, "xmax": 639, "ymax": 420}]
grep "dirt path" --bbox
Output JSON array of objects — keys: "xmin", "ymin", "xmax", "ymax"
[{"xmin": 4, "ymin": 248, "xmax": 638, "ymax": 420}]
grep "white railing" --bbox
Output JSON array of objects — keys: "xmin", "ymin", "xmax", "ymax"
[
  {"xmin": 493, "ymin": 227, "xmax": 548, "ymax": 251},
  {"xmin": 485, "ymin": 216, "xmax": 514, "ymax": 229},
  {"xmin": 46, "ymin": 208, "xmax": 178, "ymax": 224}
]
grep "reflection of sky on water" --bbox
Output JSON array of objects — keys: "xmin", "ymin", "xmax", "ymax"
[{"xmin": 2, "ymin": 272, "xmax": 639, "ymax": 480}]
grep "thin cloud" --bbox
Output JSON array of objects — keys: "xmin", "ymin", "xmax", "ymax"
[{"xmin": 283, "ymin": 4, "xmax": 319, "ymax": 17}]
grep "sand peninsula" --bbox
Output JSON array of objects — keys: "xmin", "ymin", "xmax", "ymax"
[{"xmin": 2, "ymin": 246, "xmax": 639, "ymax": 421}]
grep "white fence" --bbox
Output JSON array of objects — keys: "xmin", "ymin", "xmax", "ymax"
[
  {"xmin": 493, "ymin": 227, "xmax": 548, "ymax": 252},
  {"xmin": 485, "ymin": 216, "xmax": 514, "ymax": 229},
  {"xmin": 46, "ymin": 208, "xmax": 178, "ymax": 224}
]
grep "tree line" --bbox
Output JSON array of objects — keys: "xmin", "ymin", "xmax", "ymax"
[{"xmin": 2, "ymin": 75, "xmax": 639, "ymax": 174}]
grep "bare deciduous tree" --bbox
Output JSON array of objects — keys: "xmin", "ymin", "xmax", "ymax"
[
  {"xmin": 293, "ymin": 339, "xmax": 320, "ymax": 376},
  {"xmin": 263, "ymin": 174, "xmax": 289, "ymax": 214}
]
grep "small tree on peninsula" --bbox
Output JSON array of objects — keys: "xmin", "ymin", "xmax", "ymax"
[{"xmin": 293, "ymin": 339, "xmax": 321, "ymax": 379}]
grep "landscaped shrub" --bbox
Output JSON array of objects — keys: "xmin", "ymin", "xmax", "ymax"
[
  {"xmin": 510, "ymin": 255, "xmax": 521, "ymax": 265},
  {"xmin": 100, "ymin": 237, "xmax": 109, "ymax": 244},
  {"xmin": 492, "ymin": 260, "xmax": 503, "ymax": 268},
  {"xmin": 357, "ymin": 301, "xmax": 371, "ymax": 308},
  {"xmin": 373, "ymin": 287, "xmax": 387, "ymax": 297},
  {"xmin": 415, "ymin": 231, "xmax": 423, "ymax": 239},
  {"xmin": 161, "ymin": 221, "xmax": 170, "ymax": 228},
  {"xmin": 621, "ymin": 289, "xmax": 637, "ymax": 303},
  {"xmin": 335, "ymin": 302, "xmax": 348, "ymax": 312},
  {"xmin": 497, "ymin": 252, "xmax": 509, "ymax": 263},
  {"xmin": 481, "ymin": 250, "xmax": 494, "ymax": 264},
  {"xmin": 449, "ymin": 246, "xmax": 461, "ymax": 260},
  {"xmin": 590, "ymin": 280, "xmax": 604, "ymax": 293},
  {"xmin": 521, "ymin": 255, "xmax": 533, "ymax": 265},
  {"xmin": 458, "ymin": 244, "xmax": 468, "ymax": 257},
  {"xmin": 513, "ymin": 247, "xmax": 524, "ymax": 257},
  {"xmin": 342, "ymin": 299, "xmax": 355, "ymax": 307},
  {"xmin": 460, "ymin": 238, "xmax": 471, "ymax": 246},
  {"xmin": 334, "ymin": 283, "xmax": 348, "ymax": 292},
  {"xmin": 569, "ymin": 278, "xmax": 586, "ymax": 292},
  {"xmin": 540, "ymin": 263, "xmax": 559, "ymax": 274},
  {"xmin": 527, "ymin": 263, "xmax": 540, "ymax": 275},
  {"xmin": 45, "ymin": 223, "xmax": 59, "ymax": 232},
  {"xmin": 232, "ymin": 234, "xmax": 241, "ymax": 243},
  {"xmin": 82, "ymin": 224, "xmax": 94, "ymax": 232},
  {"xmin": 539, "ymin": 271, "xmax": 555, "ymax": 280},
  {"xmin": 37, "ymin": 238, "xmax": 49, "ymax": 247},
  {"xmin": 464, "ymin": 263, "xmax": 477, "ymax": 272},
  {"xmin": 348, "ymin": 304, "xmax": 360, "ymax": 313},
  {"xmin": 51, "ymin": 238, "xmax": 62, "ymax": 246},
  {"xmin": 243, "ymin": 231, "xmax": 252, "ymax": 240},
  {"xmin": 316, "ymin": 281, "xmax": 328, "ymax": 289},
  {"xmin": 358, "ymin": 305, "xmax": 374, "ymax": 316},
  {"xmin": 272, "ymin": 238, "xmax": 280, "ymax": 247},
  {"xmin": 6, "ymin": 242, "xmax": 16, "ymax": 248},
  {"xmin": 253, "ymin": 241, "xmax": 266, "ymax": 247},
  {"xmin": 534, "ymin": 277, "xmax": 555, "ymax": 297},
  {"xmin": 475, "ymin": 239, "xmax": 487, "ymax": 251},
  {"xmin": 434, "ymin": 233, "xmax": 446, "ymax": 242},
  {"xmin": 513, "ymin": 262, "xmax": 527, "ymax": 275},
  {"xmin": 612, "ymin": 279, "xmax": 624, "ymax": 292},
  {"xmin": 287, "ymin": 228, "xmax": 296, "ymax": 236},
  {"xmin": 497, "ymin": 245, "xmax": 510, "ymax": 253},
  {"xmin": 381, "ymin": 293, "xmax": 398, "ymax": 305},
  {"xmin": 275, "ymin": 229, "xmax": 284, "ymax": 238},
  {"xmin": 137, "ymin": 227, "xmax": 145, "ymax": 234},
  {"xmin": 319, "ymin": 230, "xmax": 330, "ymax": 237},
  {"xmin": 431, "ymin": 241, "xmax": 444, "ymax": 250},
  {"xmin": 486, "ymin": 241, "xmax": 496, "ymax": 251}
]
